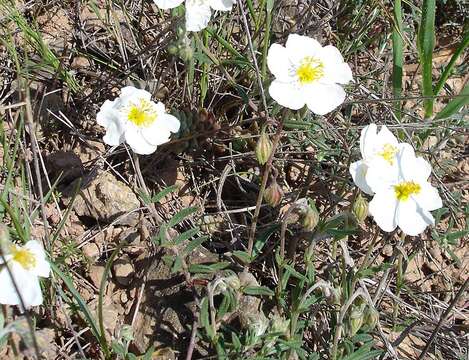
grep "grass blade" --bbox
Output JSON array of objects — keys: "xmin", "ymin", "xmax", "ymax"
[
  {"xmin": 434, "ymin": 83, "xmax": 469, "ymax": 120},
  {"xmin": 417, "ymin": 0, "xmax": 436, "ymax": 118},
  {"xmin": 434, "ymin": 31, "xmax": 469, "ymax": 96},
  {"xmin": 392, "ymin": 0, "xmax": 404, "ymax": 119}
]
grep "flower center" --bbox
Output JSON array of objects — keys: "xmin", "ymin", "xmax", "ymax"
[
  {"xmin": 394, "ymin": 181, "xmax": 421, "ymax": 201},
  {"xmin": 126, "ymin": 99, "xmax": 157, "ymax": 127},
  {"xmin": 10, "ymin": 245, "xmax": 36, "ymax": 270},
  {"xmin": 296, "ymin": 56, "xmax": 324, "ymax": 84},
  {"xmin": 378, "ymin": 143, "xmax": 398, "ymax": 165}
]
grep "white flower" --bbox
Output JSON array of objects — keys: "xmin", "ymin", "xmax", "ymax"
[
  {"xmin": 349, "ymin": 124, "xmax": 405, "ymax": 195},
  {"xmin": 153, "ymin": 0, "xmax": 236, "ymax": 32},
  {"xmin": 0, "ymin": 240, "xmax": 50, "ymax": 309},
  {"xmin": 267, "ymin": 34, "xmax": 353, "ymax": 115},
  {"xmin": 367, "ymin": 146, "xmax": 442, "ymax": 236},
  {"xmin": 97, "ymin": 86, "xmax": 180, "ymax": 155}
]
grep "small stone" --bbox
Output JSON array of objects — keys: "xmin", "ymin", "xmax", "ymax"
[
  {"xmin": 71, "ymin": 56, "xmax": 91, "ymax": 69},
  {"xmin": 89, "ymin": 265, "xmax": 105, "ymax": 288},
  {"xmin": 382, "ymin": 244, "xmax": 393, "ymax": 257},
  {"xmin": 120, "ymin": 291, "xmax": 128, "ymax": 304},
  {"xmin": 113, "ymin": 257, "xmax": 134, "ymax": 286},
  {"xmin": 83, "ymin": 242, "xmax": 100, "ymax": 259}
]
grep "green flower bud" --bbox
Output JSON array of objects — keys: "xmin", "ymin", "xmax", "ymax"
[
  {"xmin": 302, "ymin": 206, "xmax": 319, "ymax": 231},
  {"xmin": 363, "ymin": 306, "xmax": 379, "ymax": 330},
  {"xmin": 353, "ymin": 194, "xmax": 369, "ymax": 223},
  {"xmin": 264, "ymin": 180, "xmax": 283, "ymax": 207},
  {"xmin": 349, "ymin": 306, "xmax": 364, "ymax": 336},
  {"xmin": 255, "ymin": 132, "xmax": 273, "ymax": 165},
  {"xmin": 270, "ymin": 315, "xmax": 290, "ymax": 335},
  {"xmin": 178, "ymin": 44, "xmax": 193, "ymax": 62},
  {"xmin": 120, "ymin": 324, "xmax": 134, "ymax": 342},
  {"xmin": 167, "ymin": 44, "xmax": 179, "ymax": 55}
]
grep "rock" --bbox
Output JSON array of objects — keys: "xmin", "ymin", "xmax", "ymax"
[
  {"xmin": 89, "ymin": 264, "xmax": 105, "ymax": 288},
  {"xmin": 71, "ymin": 171, "xmax": 140, "ymax": 226},
  {"xmin": 89, "ymin": 299, "xmax": 119, "ymax": 340},
  {"xmin": 381, "ymin": 244, "xmax": 393, "ymax": 257},
  {"xmin": 113, "ymin": 256, "xmax": 134, "ymax": 286},
  {"xmin": 83, "ymin": 242, "xmax": 100, "ymax": 259},
  {"xmin": 71, "ymin": 56, "xmax": 91, "ymax": 70},
  {"xmin": 45, "ymin": 151, "xmax": 84, "ymax": 185}
]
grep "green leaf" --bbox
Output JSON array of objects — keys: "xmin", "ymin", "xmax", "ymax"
[
  {"xmin": 51, "ymin": 263, "xmax": 106, "ymax": 353},
  {"xmin": 231, "ymin": 332, "xmax": 241, "ymax": 350},
  {"xmin": 189, "ymin": 262, "xmax": 230, "ymax": 274},
  {"xmin": 253, "ymin": 224, "xmax": 280, "ymax": 258},
  {"xmin": 434, "ymin": 83, "xmax": 469, "ymax": 120},
  {"xmin": 417, "ymin": 0, "xmax": 436, "ymax": 118},
  {"xmin": 283, "ymin": 264, "xmax": 306, "ymax": 281},
  {"xmin": 183, "ymin": 236, "xmax": 208, "ymax": 256},
  {"xmin": 111, "ymin": 341, "xmax": 125, "ymax": 355},
  {"xmin": 392, "ymin": 0, "xmax": 404, "ymax": 119},
  {"xmin": 172, "ymin": 227, "xmax": 200, "ymax": 246},
  {"xmin": 168, "ymin": 207, "xmax": 199, "ymax": 228},
  {"xmin": 151, "ymin": 185, "xmax": 179, "ymax": 204},
  {"xmin": 232, "ymin": 250, "xmax": 252, "ymax": 264},
  {"xmin": 242, "ymin": 286, "xmax": 275, "ymax": 297},
  {"xmin": 200, "ymin": 298, "xmax": 214, "ymax": 339}
]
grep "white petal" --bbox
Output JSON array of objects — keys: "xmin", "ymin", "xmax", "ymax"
[
  {"xmin": 102, "ymin": 118, "xmax": 126, "ymax": 146},
  {"xmin": 397, "ymin": 144, "xmax": 432, "ymax": 183},
  {"xmin": 268, "ymin": 81, "xmax": 306, "ymax": 110},
  {"xmin": 396, "ymin": 200, "xmax": 431, "ymax": 236},
  {"xmin": 369, "ymin": 189, "xmax": 398, "ymax": 232},
  {"xmin": 153, "ymin": 0, "xmax": 184, "ymax": 9},
  {"xmin": 360, "ymin": 124, "xmax": 378, "ymax": 159},
  {"xmin": 25, "ymin": 240, "xmax": 50, "ymax": 278},
  {"xmin": 366, "ymin": 162, "xmax": 398, "ymax": 194},
  {"xmin": 267, "ymin": 43, "xmax": 292, "ymax": 82},
  {"xmin": 125, "ymin": 127, "xmax": 157, "ymax": 155},
  {"xmin": 120, "ymin": 86, "xmax": 152, "ymax": 106},
  {"xmin": 320, "ymin": 45, "xmax": 353, "ymax": 84},
  {"xmin": 377, "ymin": 125, "xmax": 399, "ymax": 148},
  {"xmin": 0, "ymin": 264, "xmax": 43, "ymax": 308},
  {"xmin": 161, "ymin": 113, "xmax": 181, "ymax": 133},
  {"xmin": 349, "ymin": 160, "xmax": 374, "ymax": 195},
  {"xmin": 304, "ymin": 83, "xmax": 346, "ymax": 115},
  {"xmin": 97, "ymin": 99, "xmax": 119, "ymax": 127},
  {"xmin": 209, "ymin": 0, "xmax": 235, "ymax": 11},
  {"xmin": 414, "ymin": 182, "xmax": 442, "ymax": 211},
  {"xmin": 285, "ymin": 34, "xmax": 322, "ymax": 63},
  {"xmin": 186, "ymin": 3, "xmax": 212, "ymax": 32}
]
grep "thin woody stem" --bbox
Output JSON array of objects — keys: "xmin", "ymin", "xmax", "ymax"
[{"xmin": 247, "ymin": 120, "xmax": 284, "ymax": 257}]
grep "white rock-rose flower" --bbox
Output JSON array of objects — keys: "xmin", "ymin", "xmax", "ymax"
[
  {"xmin": 0, "ymin": 240, "xmax": 50, "ymax": 309},
  {"xmin": 368, "ymin": 146, "xmax": 442, "ymax": 236},
  {"xmin": 97, "ymin": 86, "xmax": 180, "ymax": 155},
  {"xmin": 349, "ymin": 123, "xmax": 405, "ymax": 195},
  {"xmin": 267, "ymin": 34, "xmax": 353, "ymax": 114},
  {"xmin": 153, "ymin": 0, "xmax": 236, "ymax": 32}
]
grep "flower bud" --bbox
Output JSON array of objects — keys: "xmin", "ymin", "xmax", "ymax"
[
  {"xmin": 349, "ymin": 306, "xmax": 364, "ymax": 336},
  {"xmin": 270, "ymin": 315, "xmax": 290, "ymax": 335},
  {"xmin": 255, "ymin": 132, "xmax": 273, "ymax": 165},
  {"xmin": 353, "ymin": 194, "xmax": 369, "ymax": 223},
  {"xmin": 264, "ymin": 180, "xmax": 283, "ymax": 207},
  {"xmin": 120, "ymin": 324, "xmax": 134, "ymax": 342},
  {"xmin": 302, "ymin": 205, "xmax": 319, "ymax": 232},
  {"xmin": 363, "ymin": 306, "xmax": 379, "ymax": 330},
  {"xmin": 224, "ymin": 274, "xmax": 241, "ymax": 291},
  {"xmin": 167, "ymin": 43, "xmax": 179, "ymax": 55}
]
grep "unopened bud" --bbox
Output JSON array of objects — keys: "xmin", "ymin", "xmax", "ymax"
[
  {"xmin": 167, "ymin": 44, "xmax": 179, "ymax": 55},
  {"xmin": 349, "ymin": 306, "xmax": 364, "ymax": 336},
  {"xmin": 255, "ymin": 132, "xmax": 273, "ymax": 165},
  {"xmin": 270, "ymin": 315, "xmax": 290, "ymax": 335},
  {"xmin": 120, "ymin": 325, "xmax": 134, "ymax": 342},
  {"xmin": 264, "ymin": 180, "xmax": 283, "ymax": 207},
  {"xmin": 224, "ymin": 274, "xmax": 241, "ymax": 291},
  {"xmin": 363, "ymin": 306, "xmax": 379, "ymax": 330},
  {"xmin": 302, "ymin": 204, "xmax": 319, "ymax": 231},
  {"xmin": 178, "ymin": 43, "xmax": 193, "ymax": 62},
  {"xmin": 353, "ymin": 194, "xmax": 368, "ymax": 223}
]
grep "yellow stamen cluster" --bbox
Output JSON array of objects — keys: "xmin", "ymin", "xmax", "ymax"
[
  {"xmin": 394, "ymin": 181, "xmax": 421, "ymax": 201},
  {"xmin": 378, "ymin": 143, "xmax": 398, "ymax": 165},
  {"xmin": 296, "ymin": 56, "xmax": 324, "ymax": 84},
  {"xmin": 10, "ymin": 245, "xmax": 36, "ymax": 270},
  {"xmin": 127, "ymin": 99, "xmax": 157, "ymax": 127}
]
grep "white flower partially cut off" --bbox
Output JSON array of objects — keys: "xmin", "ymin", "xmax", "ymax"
[
  {"xmin": 97, "ymin": 86, "xmax": 180, "ymax": 155},
  {"xmin": 267, "ymin": 34, "xmax": 353, "ymax": 115},
  {"xmin": 0, "ymin": 240, "xmax": 50, "ymax": 309},
  {"xmin": 368, "ymin": 146, "xmax": 442, "ymax": 236},
  {"xmin": 153, "ymin": 0, "xmax": 236, "ymax": 32},
  {"xmin": 349, "ymin": 123, "xmax": 404, "ymax": 195}
]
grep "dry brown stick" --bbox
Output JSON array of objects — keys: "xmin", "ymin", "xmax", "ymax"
[
  {"xmin": 185, "ymin": 315, "xmax": 199, "ymax": 360},
  {"xmin": 417, "ymin": 277, "xmax": 469, "ymax": 360}
]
